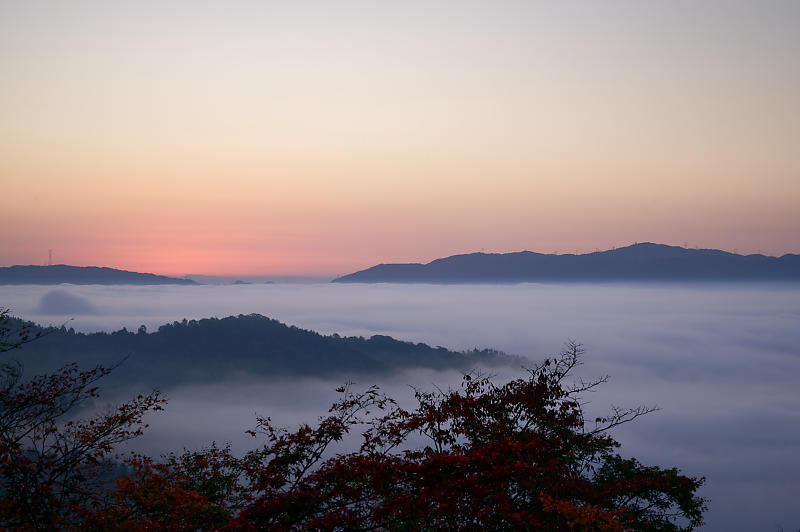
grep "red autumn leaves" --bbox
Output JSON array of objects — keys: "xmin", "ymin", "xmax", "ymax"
[{"xmin": 2, "ymin": 308, "xmax": 704, "ymax": 530}]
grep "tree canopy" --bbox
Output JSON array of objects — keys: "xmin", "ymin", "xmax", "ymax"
[{"xmin": 1, "ymin": 308, "xmax": 705, "ymax": 530}]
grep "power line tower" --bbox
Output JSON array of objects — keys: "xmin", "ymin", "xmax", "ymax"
[{"xmin": 48, "ymin": 249, "xmax": 52, "ymax": 266}]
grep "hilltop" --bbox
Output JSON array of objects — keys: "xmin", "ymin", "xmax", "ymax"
[
  {"xmin": 333, "ymin": 243, "xmax": 800, "ymax": 283},
  {"xmin": 8, "ymin": 314, "xmax": 521, "ymax": 388},
  {"xmin": 0, "ymin": 265, "xmax": 198, "ymax": 285}
]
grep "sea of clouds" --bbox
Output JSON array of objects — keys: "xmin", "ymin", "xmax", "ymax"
[{"xmin": 2, "ymin": 282, "xmax": 799, "ymax": 531}]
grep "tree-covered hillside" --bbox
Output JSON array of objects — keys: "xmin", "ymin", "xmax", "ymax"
[{"xmin": 9, "ymin": 314, "xmax": 519, "ymax": 388}]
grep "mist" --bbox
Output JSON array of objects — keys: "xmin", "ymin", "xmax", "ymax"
[{"xmin": 2, "ymin": 282, "xmax": 799, "ymax": 531}]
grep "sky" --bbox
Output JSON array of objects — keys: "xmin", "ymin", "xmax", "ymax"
[{"xmin": 1, "ymin": 1, "xmax": 798, "ymax": 276}]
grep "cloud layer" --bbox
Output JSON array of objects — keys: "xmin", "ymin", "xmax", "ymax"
[
  {"xmin": 36, "ymin": 289, "xmax": 98, "ymax": 315},
  {"xmin": 2, "ymin": 282, "xmax": 799, "ymax": 531}
]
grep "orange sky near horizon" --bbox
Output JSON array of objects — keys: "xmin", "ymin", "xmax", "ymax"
[{"xmin": 1, "ymin": 1, "xmax": 798, "ymax": 276}]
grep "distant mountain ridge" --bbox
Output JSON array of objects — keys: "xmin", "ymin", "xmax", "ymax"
[
  {"xmin": 0, "ymin": 265, "xmax": 197, "ymax": 285},
  {"xmin": 333, "ymin": 243, "xmax": 800, "ymax": 283},
  {"xmin": 9, "ymin": 314, "xmax": 521, "ymax": 388}
]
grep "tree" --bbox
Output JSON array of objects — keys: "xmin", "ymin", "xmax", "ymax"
[
  {"xmin": 2, "ymin": 306, "xmax": 706, "ymax": 529},
  {"xmin": 0, "ymin": 309, "xmax": 165, "ymax": 529},
  {"xmin": 0, "ymin": 307, "xmax": 44, "ymax": 354},
  {"xmin": 83, "ymin": 444, "xmax": 245, "ymax": 531},
  {"xmin": 91, "ymin": 341, "xmax": 706, "ymax": 530}
]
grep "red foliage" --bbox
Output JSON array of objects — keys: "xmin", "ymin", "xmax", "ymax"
[
  {"xmin": 2, "ymin": 306, "xmax": 705, "ymax": 530},
  {"xmin": 82, "ymin": 452, "xmax": 237, "ymax": 531},
  {"xmin": 0, "ymin": 309, "xmax": 166, "ymax": 529},
  {"xmin": 89, "ymin": 343, "xmax": 705, "ymax": 530},
  {"xmin": 225, "ymin": 342, "xmax": 705, "ymax": 530}
]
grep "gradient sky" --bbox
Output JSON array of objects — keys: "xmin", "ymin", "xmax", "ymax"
[{"xmin": 1, "ymin": 1, "xmax": 798, "ymax": 276}]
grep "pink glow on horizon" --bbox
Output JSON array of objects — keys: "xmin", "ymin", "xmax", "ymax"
[{"xmin": 1, "ymin": 1, "xmax": 798, "ymax": 275}]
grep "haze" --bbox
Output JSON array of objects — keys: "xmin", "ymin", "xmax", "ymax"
[{"xmin": 2, "ymin": 282, "xmax": 799, "ymax": 531}]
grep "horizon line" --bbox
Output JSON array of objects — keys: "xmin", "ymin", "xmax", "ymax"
[{"xmin": 3, "ymin": 241, "xmax": 798, "ymax": 278}]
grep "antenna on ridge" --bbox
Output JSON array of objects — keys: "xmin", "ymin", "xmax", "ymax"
[{"xmin": 48, "ymin": 249, "xmax": 53, "ymax": 266}]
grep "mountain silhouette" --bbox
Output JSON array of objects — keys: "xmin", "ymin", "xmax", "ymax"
[
  {"xmin": 333, "ymin": 243, "xmax": 800, "ymax": 283},
  {"xmin": 0, "ymin": 265, "xmax": 198, "ymax": 285},
  {"xmin": 8, "ymin": 314, "xmax": 520, "ymax": 389}
]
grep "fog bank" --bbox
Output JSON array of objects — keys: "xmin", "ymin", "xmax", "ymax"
[{"xmin": 2, "ymin": 282, "xmax": 799, "ymax": 531}]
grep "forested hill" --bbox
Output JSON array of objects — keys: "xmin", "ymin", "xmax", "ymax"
[
  {"xmin": 6, "ymin": 314, "xmax": 519, "ymax": 388},
  {"xmin": 333, "ymin": 243, "xmax": 800, "ymax": 283},
  {"xmin": 0, "ymin": 265, "xmax": 197, "ymax": 285}
]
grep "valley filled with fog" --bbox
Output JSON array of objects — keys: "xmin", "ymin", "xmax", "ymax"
[{"xmin": 2, "ymin": 282, "xmax": 799, "ymax": 531}]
